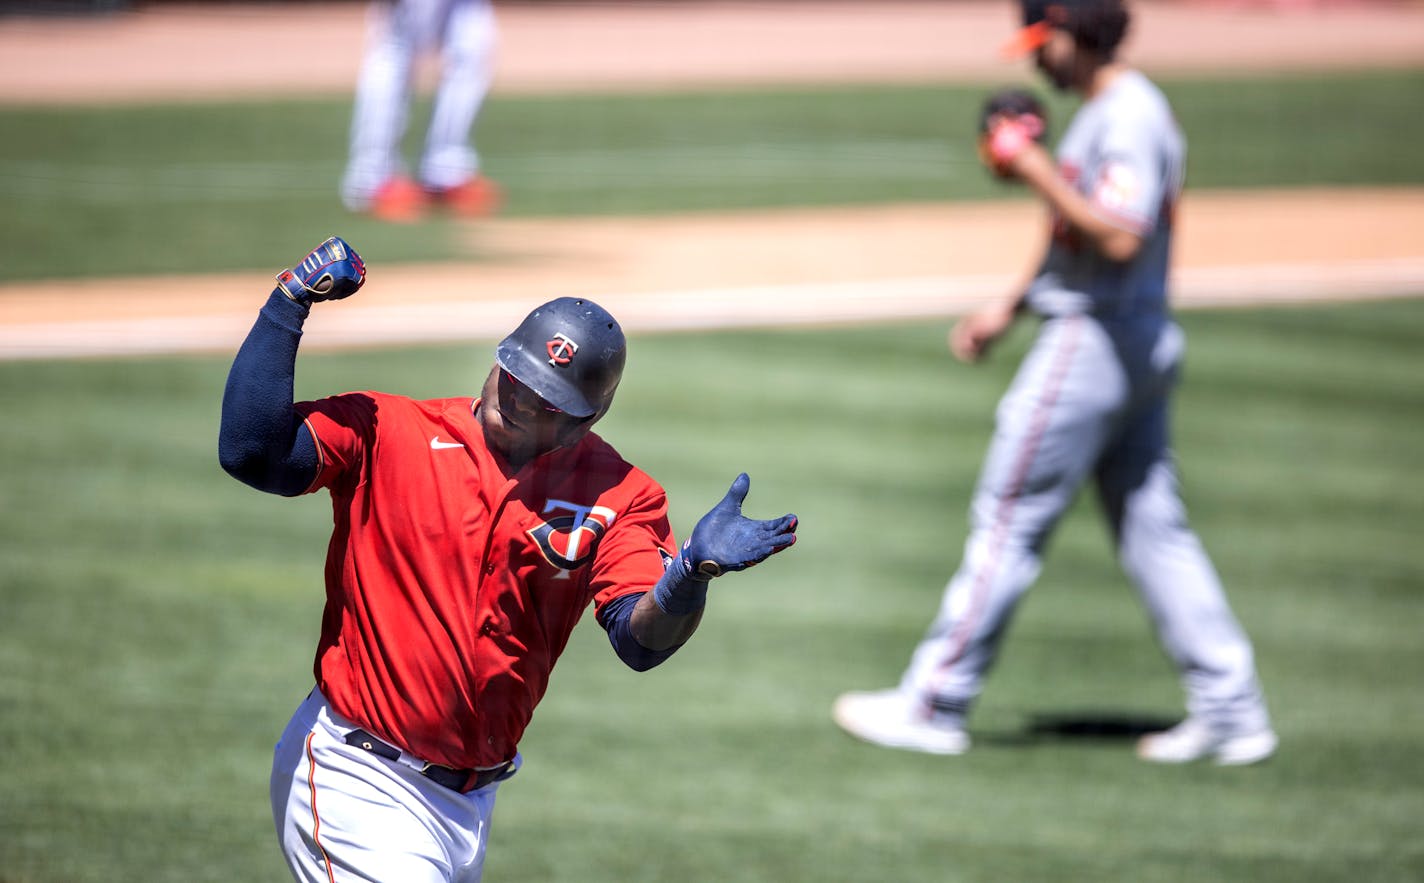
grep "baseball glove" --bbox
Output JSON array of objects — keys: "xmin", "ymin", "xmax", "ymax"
[{"xmin": 977, "ymin": 88, "xmax": 1048, "ymax": 179}]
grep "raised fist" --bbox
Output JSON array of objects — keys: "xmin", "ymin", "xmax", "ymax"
[{"xmin": 275, "ymin": 236, "xmax": 366, "ymax": 305}]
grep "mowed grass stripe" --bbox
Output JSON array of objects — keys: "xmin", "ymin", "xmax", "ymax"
[{"xmin": 1, "ymin": 299, "xmax": 1421, "ymax": 881}]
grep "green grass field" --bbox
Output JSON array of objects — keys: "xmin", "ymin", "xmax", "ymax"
[
  {"xmin": 2, "ymin": 64, "xmax": 1423, "ymax": 882},
  {"xmin": 1, "ymin": 69, "xmax": 1421, "ymax": 281},
  {"xmin": 2, "ymin": 302, "xmax": 1422, "ymax": 882}
]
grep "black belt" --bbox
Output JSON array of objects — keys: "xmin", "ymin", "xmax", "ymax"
[{"xmin": 344, "ymin": 729, "xmax": 514, "ymax": 793}]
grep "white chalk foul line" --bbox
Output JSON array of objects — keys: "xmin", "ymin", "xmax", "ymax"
[{"xmin": 1, "ymin": 258, "xmax": 1421, "ymax": 361}]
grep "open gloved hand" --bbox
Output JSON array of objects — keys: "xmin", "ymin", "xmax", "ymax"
[
  {"xmin": 653, "ymin": 474, "xmax": 798, "ymax": 615},
  {"xmin": 683, "ymin": 473, "xmax": 798, "ymax": 578}
]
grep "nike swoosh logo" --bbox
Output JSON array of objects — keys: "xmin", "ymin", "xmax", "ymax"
[{"xmin": 430, "ymin": 436, "xmax": 465, "ymax": 450}]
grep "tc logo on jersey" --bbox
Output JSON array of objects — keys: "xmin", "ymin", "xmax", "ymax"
[
  {"xmin": 546, "ymin": 333, "xmax": 579, "ymax": 367},
  {"xmin": 528, "ymin": 499, "xmax": 616, "ymax": 573}
]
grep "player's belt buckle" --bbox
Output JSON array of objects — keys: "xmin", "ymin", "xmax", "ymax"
[
  {"xmin": 421, "ymin": 759, "xmax": 514, "ymax": 792},
  {"xmin": 416, "ymin": 759, "xmax": 473, "ymax": 791},
  {"xmin": 464, "ymin": 760, "xmax": 517, "ymax": 791}
]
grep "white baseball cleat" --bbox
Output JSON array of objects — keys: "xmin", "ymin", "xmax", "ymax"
[
  {"xmin": 832, "ymin": 689, "xmax": 970, "ymax": 756},
  {"xmin": 1136, "ymin": 717, "xmax": 1278, "ymax": 766}
]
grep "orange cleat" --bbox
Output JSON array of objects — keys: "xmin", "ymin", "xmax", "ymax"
[
  {"xmin": 428, "ymin": 176, "xmax": 502, "ymax": 218},
  {"xmin": 367, "ymin": 177, "xmax": 428, "ymax": 223}
]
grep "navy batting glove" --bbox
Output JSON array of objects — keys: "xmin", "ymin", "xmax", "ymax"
[
  {"xmin": 684, "ymin": 473, "xmax": 798, "ymax": 577},
  {"xmin": 653, "ymin": 474, "xmax": 798, "ymax": 615},
  {"xmin": 275, "ymin": 236, "xmax": 366, "ymax": 306}
]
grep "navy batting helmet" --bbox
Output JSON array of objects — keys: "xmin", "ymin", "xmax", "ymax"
[{"xmin": 495, "ymin": 297, "xmax": 626, "ymax": 420}]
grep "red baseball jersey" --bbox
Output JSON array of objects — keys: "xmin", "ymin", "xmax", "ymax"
[{"xmin": 294, "ymin": 391, "xmax": 674, "ymax": 769}]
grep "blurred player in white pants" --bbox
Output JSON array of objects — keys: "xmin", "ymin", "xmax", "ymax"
[{"xmin": 341, "ymin": 0, "xmax": 500, "ymax": 221}]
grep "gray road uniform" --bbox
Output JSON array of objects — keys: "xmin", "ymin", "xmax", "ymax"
[{"xmin": 900, "ymin": 70, "xmax": 1272, "ymax": 738}]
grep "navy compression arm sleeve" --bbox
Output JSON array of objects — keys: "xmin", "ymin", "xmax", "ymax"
[
  {"xmin": 217, "ymin": 289, "xmax": 320, "ymax": 496},
  {"xmin": 599, "ymin": 593, "xmax": 682, "ymax": 672}
]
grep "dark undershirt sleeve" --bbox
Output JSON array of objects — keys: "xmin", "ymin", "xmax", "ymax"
[
  {"xmin": 598, "ymin": 592, "xmax": 681, "ymax": 672},
  {"xmin": 217, "ymin": 289, "xmax": 320, "ymax": 496}
]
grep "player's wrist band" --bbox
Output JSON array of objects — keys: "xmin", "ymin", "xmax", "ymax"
[
  {"xmin": 259, "ymin": 288, "xmax": 310, "ymax": 334},
  {"xmin": 274, "ymin": 269, "xmax": 315, "ymax": 306},
  {"xmin": 651, "ymin": 553, "xmax": 709, "ymax": 616},
  {"xmin": 269, "ymin": 282, "xmax": 311, "ymax": 311}
]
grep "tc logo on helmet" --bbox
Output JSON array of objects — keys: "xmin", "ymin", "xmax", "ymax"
[{"xmin": 546, "ymin": 333, "xmax": 579, "ymax": 367}]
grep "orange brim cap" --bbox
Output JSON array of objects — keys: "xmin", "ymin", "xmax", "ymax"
[{"xmin": 1000, "ymin": 20, "xmax": 1052, "ymax": 58}]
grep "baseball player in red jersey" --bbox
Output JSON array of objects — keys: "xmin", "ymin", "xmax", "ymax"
[{"xmin": 218, "ymin": 237, "xmax": 798, "ymax": 882}]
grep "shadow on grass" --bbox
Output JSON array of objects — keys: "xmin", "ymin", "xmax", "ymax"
[{"xmin": 980, "ymin": 711, "xmax": 1181, "ymax": 747}]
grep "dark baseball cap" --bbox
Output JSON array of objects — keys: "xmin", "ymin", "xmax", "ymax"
[{"xmin": 1001, "ymin": 0, "xmax": 1084, "ymax": 56}]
